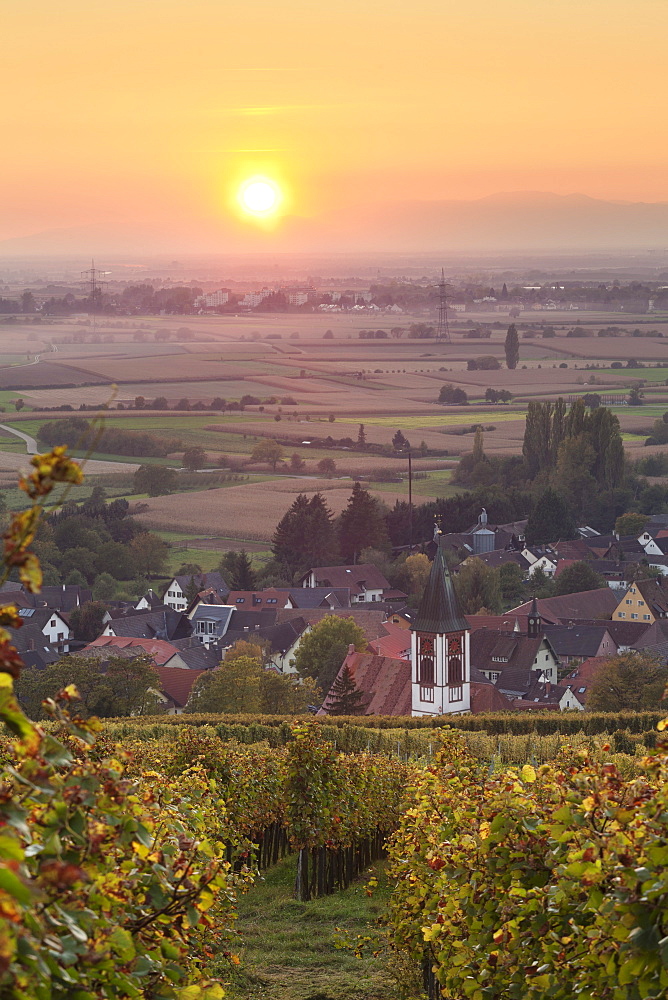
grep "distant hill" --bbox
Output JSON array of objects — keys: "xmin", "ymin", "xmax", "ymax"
[{"xmin": 1, "ymin": 192, "xmax": 668, "ymax": 255}]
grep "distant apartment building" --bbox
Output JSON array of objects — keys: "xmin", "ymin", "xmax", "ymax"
[
  {"xmin": 195, "ymin": 289, "xmax": 230, "ymax": 309},
  {"xmin": 240, "ymin": 288, "xmax": 272, "ymax": 307}
]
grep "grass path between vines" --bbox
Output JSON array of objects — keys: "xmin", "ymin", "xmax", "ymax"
[{"xmin": 221, "ymin": 855, "xmax": 424, "ymax": 1000}]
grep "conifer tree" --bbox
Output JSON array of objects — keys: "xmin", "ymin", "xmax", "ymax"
[
  {"xmin": 357, "ymin": 423, "xmax": 366, "ymax": 448},
  {"xmin": 326, "ymin": 665, "xmax": 367, "ymax": 715},
  {"xmin": 338, "ymin": 482, "xmax": 390, "ymax": 563},
  {"xmin": 504, "ymin": 323, "xmax": 519, "ymax": 369},
  {"xmin": 525, "ymin": 488, "xmax": 578, "ymax": 545}
]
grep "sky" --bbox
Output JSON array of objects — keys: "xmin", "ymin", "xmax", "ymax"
[{"xmin": 3, "ymin": 0, "xmax": 668, "ymax": 251}]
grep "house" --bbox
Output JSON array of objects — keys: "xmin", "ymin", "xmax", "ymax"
[
  {"xmin": 218, "ymin": 617, "xmax": 309, "ymax": 674},
  {"xmin": 612, "ymin": 578, "xmax": 668, "ymax": 624},
  {"xmin": 509, "ymin": 587, "xmax": 619, "ymax": 624},
  {"xmin": 513, "ymin": 676, "xmax": 583, "ymax": 712},
  {"xmin": 189, "ymin": 605, "xmax": 236, "ymax": 646},
  {"xmin": 12, "ymin": 607, "xmax": 73, "ymax": 669},
  {"xmin": 542, "ymin": 623, "xmax": 617, "ymax": 671},
  {"xmin": 103, "ymin": 608, "xmax": 192, "ymax": 642},
  {"xmin": 276, "ymin": 607, "xmax": 389, "ymax": 645},
  {"xmin": 154, "ymin": 665, "xmax": 204, "ymax": 714},
  {"xmin": 367, "ymin": 621, "xmax": 411, "ymax": 660},
  {"xmin": 319, "ymin": 650, "xmax": 411, "ymax": 716},
  {"xmin": 300, "ymin": 564, "xmax": 391, "ymax": 603},
  {"xmin": 163, "ymin": 571, "xmax": 228, "ymax": 612},
  {"xmin": 80, "ymin": 635, "xmax": 220, "ymax": 671},
  {"xmin": 562, "ymin": 656, "xmax": 609, "ymax": 708},
  {"xmin": 471, "ymin": 630, "xmax": 560, "ymax": 686},
  {"xmin": 225, "ymin": 587, "xmax": 351, "ymax": 610}
]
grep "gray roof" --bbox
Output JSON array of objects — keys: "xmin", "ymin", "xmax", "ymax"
[
  {"xmin": 107, "ymin": 608, "xmax": 191, "ymax": 641},
  {"xmin": 412, "ymin": 541, "xmax": 468, "ymax": 635},
  {"xmin": 543, "ymin": 623, "xmax": 613, "ymax": 658}
]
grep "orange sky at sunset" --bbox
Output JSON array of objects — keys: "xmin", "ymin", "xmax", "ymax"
[{"xmin": 3, "ymin": 0, "xmax": 668, "ymax": 251}]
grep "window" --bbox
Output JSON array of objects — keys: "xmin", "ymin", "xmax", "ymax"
[
  {"xmin": 638, "ymin": 600, "xmax": 645, "ymax": 606},
  {"xmin": 644, "ymin": 614, "xmax": 651, "ymax": 620},
  {"xmin": 618, "ymin": 612, "xmax": 625, "ymax": 618},
  {"xmin": 236, "ymin": 598, "xmax": 245, "ymax": 603},
  {"xmin": 631, "ymin": 613, "xmax": 638, "ymax": 620},
  {"xmin": 579, "ymin": 687, "xmax": 586, "ymax": 693},
  {"xmin": 50, "ymin": 619, "xmax": 56, "ymax": 627}
]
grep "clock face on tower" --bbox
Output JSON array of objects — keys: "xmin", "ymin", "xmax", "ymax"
[{"xmin": 449, "ymin": 636, "xmax": 462, "ymax": 654}]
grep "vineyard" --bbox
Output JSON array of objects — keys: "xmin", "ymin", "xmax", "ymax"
[{"xmin": 2, "ymin": 450, "xmax": 668, "ymax": 998}]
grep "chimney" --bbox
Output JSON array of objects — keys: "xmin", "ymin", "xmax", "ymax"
[
  {"xmin": 347, "ymin": 643, "xmax": 355, "ymax": 654},
  {"xmin": 545, "ymin": 681, "xmax": 551, "ymax": 696}
]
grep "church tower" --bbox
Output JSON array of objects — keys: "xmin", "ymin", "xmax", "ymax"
[
  {"xmin": 410, "ymin": 536, "xmax": 471, "ymax": 716},
  {"xmin": 527, "ymin": 596, "xmax": 541, "ymax": 639}
]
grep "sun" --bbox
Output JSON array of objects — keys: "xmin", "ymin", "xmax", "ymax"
[{"xmin": 238, "ymin": 177, "xmax": 281, "ymax": 216}]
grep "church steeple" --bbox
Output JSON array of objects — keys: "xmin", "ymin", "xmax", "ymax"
[
  {"xmin": 410, "ymin": 539, "xmax": 470, "ymax": 716},
  {"xmin": 527, "ymin": 596, "xmax": 541, "ymax": 639},
  {"xmin": 412, "ymin": 540, "xmax": 469, "ymax": 635}
]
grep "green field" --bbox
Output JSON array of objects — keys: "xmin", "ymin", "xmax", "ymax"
[{"xmin": 362, "ymin": 409, "xmax": 523, "ymax": 428}]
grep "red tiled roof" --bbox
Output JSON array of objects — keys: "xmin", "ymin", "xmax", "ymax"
[
  {"xmin": 83, "ymin": 635, "xmax": 180, "ymax": 665},
  {"xmin": 470, "ymin": 683, "xmax": 516, "ymax": 713},
  {"xmin": 466, "ymin": 614, "xmax": 530, "ymax": 633},
  {"xmin": 276, "ymin": 608, "xmax": 388, "ymax": 643},
  {"xmin": 562, "ymin": 655, "xmax": 609, "ymax": 705},
  {"xmin": 367, "ymin": 621, "xmax": 411, "ymax": 659},
  {"xmin": 509, "ymin": 588, "xmax": 618, "ymax": 624},
  {"xmin": 554, "ymin": 559, "xmax": 578, "ymax": 578},
  {"xmin": 155, "ymin": 666, "xmax": 204, "ymax": 708},
  {"xmin": 319, "ymin": 651, "xmax": 411, "ymax": 716}
]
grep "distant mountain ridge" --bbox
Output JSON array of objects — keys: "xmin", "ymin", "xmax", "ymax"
[{"xmin": 1, "ymin": 192, "xmax": 667, "ymax": 255}]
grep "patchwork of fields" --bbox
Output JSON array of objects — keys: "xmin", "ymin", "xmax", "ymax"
[{"xmin": 0, "ymin": 311, "xmax": 667, "ymax": 541}]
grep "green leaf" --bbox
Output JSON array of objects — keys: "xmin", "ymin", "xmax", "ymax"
[{"xmin": 0, "ymin": 865, "xmax": 31, "ymax": 903}]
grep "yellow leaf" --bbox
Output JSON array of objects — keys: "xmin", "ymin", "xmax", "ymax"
[
  {"xmin": 657, "ymin": 718, "xmax": 668, "ymax": 731},
  {"xmin": 521, "ymin": 764, "xmax": 536, "ymax": 783}
]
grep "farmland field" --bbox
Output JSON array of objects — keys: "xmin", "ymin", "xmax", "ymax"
[
  {"xmin": 0, "ymin": 311, "xmax": 667, "ymax": 498},
  {"xmin": 133, "ymin": 477, "xmax": 427, "ymax": 540}
]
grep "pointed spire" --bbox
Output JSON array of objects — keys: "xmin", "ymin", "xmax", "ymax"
[{"xmin": 411, "ymin": 541, "xmax": 469, "ymax": 634}]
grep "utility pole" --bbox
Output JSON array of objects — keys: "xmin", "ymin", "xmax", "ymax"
[
  {"xmin": 81, "ymin": 260, "xmax": 110, "ymax": 334},
  {"xmin": 408, "ymin": 450, "xmax": 413, "ymax": 550},
  {"xmin": 435, "ymin": 268, "xmax": 451, "ymax": 342}
]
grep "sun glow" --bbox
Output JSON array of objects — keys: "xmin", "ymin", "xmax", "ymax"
[{"xmin": 238, "ymin": 177, "xmax": 281, "ymax": 216}]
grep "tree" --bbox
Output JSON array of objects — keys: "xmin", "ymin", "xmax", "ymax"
[
  {"xmin": 472, "ymin": 427, "xmax": 485, "ymax": 464},
  {"xmin": 272, "ymin": 492, "xmax": 339, "ymax": 577},
  {"xmin": 615, "ymin": 512, "xmax": 647, "ymax": 537},
  {"xmin": 182, "ymin": 446, "xmax": 207, "ymax": 470},
  {"xmin": 525, "ymin": 488, "xmax": 578, "ymax": 546},
  {"xmin": 69, "ymin": 602, "xmax": 108, "ymax": 641},
  {"xmin": 392, "ymin": 429, "xmax": 410, "ymax": 451},
  {"xmin": 498, "ymin": 561, "xmax": 525, "ymax": 603},
  {"xmin": 152, "ymin": 396, "xmax": 169, "ymax": 409},
  {"xmin": 186, "ymin": 656, "xmax": 263, "ymax": 713},
  {"xmin": 15, "ymin": 653, "xmax": 162, "ymax": 719},
  {"xmin": 220, "ymin": 549, "xmax": 256, "ymax": 590},
  {"xmin": 317, "ymin": 457, "xmax": 337, "ymax": 478},
  {"xmin": 628, "ymin": 385, "xmax": 644, "ymax": 406},
  {"xmin": 224, "ymin": 639, "xmax": 267, "ymax": 664},
  {"xmin": 289, "ymin": 453, "xmax": 305, "ymax": 472},
  {"xmin": 292, "ymin": 614, "xmax": 367, "ymax": 692},
  {"xmin": 14, "ymin": 398, "xmax": 24, "ymax": 411},
  {"xmin": 586, "ymin": 652, "xmax": 668, "ymax": 712},
  {"xmin": 357, "ymin": 424, "xmax": 366, "ymax": 448},
  {"xmin": 583, "ymin": 393, "xmax": 602, "ymax": 409},
  {"xmin": 133, "ymin": 465, "xmax": 177, "ymax": 496},
  {"xmin": 405, "ymin": 553, "xmax": 431, "ymax": 595},
  {"xmin": 338, "ymin": 482, "xmax": 390, "ymax": 563},
  {"xmin": 326, "ymin": 665, "xmax": 367, "ymax": 715},
  {"xmin": 250, "ymin": 438, "xmax": 284, "ymax": 470},
  {"xmin": 260, "ymin": 671, "xmax": 320, "ymax": 714},
  {"xmin": 504, "ymin": 324, "xmax": 519, "ymax": 369},
  {"xmin": 439, "ymin": 384, "xmax": 468, "ymax": 405},
  {"xmin": 453, "ymin": 558, "xmax": 502, "ymax": 614},
  {"xmin": 130, "ymin": 532, "xmax": 169, "ymax": 577},
  {"xmin": 134, "ymin": 396, "xmax": 146, "ymax": 409},
  {"xmin": 553, "ymin": 561, "xmax": 606, "ymax": 596},
  {"xmin": 92, "ymin": 572, "xmax": 117, "ymax": 602}
]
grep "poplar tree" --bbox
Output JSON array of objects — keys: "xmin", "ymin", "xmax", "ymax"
[
  {"xmin": 504, "ymin": 323, "xmax": 519, "ymax": 369},
  {"xmin": 525, "ymin": 488, "xmax": 578, "ymax": 545}
]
